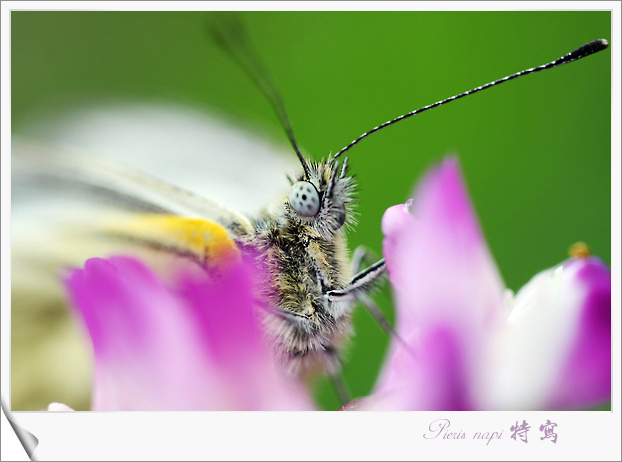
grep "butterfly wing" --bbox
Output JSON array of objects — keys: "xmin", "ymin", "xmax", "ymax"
[
  {"xmin": 13, "ymin": 102, "xmax": 300, "ymax": 265},
  {"xmin": 11, "ymin": 103, "xmax": 298, "ymax": 410},
  {"xmin": 21, "ymin": 101, "xmax": 299, "ymax": 214}
]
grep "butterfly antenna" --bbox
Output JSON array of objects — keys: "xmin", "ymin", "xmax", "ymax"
[
  {"xmin": 331, "ymin": 39, "xmax": 609, "ymax": 164},
  {"xmin": 209, "ymin": 16, "xmax": 312, "ymax": 179}
]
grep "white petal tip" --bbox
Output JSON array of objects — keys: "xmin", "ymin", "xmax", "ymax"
[{"xmin": 47, "ymin": 402, "xmax": 75, "ymax": 412}]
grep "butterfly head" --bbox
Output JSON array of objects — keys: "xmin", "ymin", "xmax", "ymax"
[{"xmin": 286, "ymin": 157, "xmax": 355, "ymax": 239}]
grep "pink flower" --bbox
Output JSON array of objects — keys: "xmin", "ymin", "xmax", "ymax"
[
  {"xmin": 64, "ymin": 255, "xmax": 315, "ymax": 411},
  {"xmin": 59, "ymin": 157, "xmax": 610, "ymax": 412},
  {"xmin": 354, "ymin": 158, "xmax": 611, "ymax": 411}
]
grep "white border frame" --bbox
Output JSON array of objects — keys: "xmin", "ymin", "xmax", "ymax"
[{"xmin": 2, "ymin": 2, "xmax": 619, "ymax": 461}]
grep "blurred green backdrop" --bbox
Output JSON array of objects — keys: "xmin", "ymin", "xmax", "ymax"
[{"xmin": 11, "ymin": 11, "xmax": 611, "ymax": 411}]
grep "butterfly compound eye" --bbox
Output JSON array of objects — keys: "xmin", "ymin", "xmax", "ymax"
[{"xmin": 289, "ymin": 181, "xmax": 320, "ymax": 217}]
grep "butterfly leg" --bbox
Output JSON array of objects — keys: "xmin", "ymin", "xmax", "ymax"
[
  {"xmin": 328, "ymin": 251, "xmax": 413, "ymax": 353},
  {"xmin": 326, "ymin": 257, "xmax": 386, "ymax": 300},
  {"xmin": 330, "ymin": 372, "xmax": 351, "ymax": 407},
  {"xmin": 350, "ymin": 245, "xmax": 376, "ymax": 274},
  {"xmin": 346, "ymin": 247, "xmax": 394, "ymax": 330},
  {"xmin": 327, "ymin": 251, "xmax": 390, "ymax": 327},
  {"xmin": 356, "ymin": 292, "xmax": 413, "ymax": 353}
]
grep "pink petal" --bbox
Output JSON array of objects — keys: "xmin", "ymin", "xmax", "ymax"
[
  {"xmin": 382, "ymin": 158, "xmax": 505, "ymax": 334},
  {"xmin": 65, "ymin": 256, "xmax": 314, "ymax": 411},
  {"xmin": 178, "ymin": 261, "xmax": 262, "ymax": 371},
  {"xmin": 376, "ymin": 158, "xmax": 506, "ymax": 409}
]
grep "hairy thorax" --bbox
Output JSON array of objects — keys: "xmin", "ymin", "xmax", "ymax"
[{"xmin": 244, "ymin": 215, "xmax": 354, "ymax": 377}]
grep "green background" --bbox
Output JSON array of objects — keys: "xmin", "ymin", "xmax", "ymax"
[{"xmin": 11, "ymin": 11, "xmax": 611, "ymax": 411}]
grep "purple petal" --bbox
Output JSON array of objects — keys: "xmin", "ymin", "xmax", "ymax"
[
  {"xmin": 376, "ymin": 158, "xmax": 506, "ymax": 409},
  {"xmin": 481, "ymin": 257, "xmax": 611, "ymax": 410},
  {"xmin": 177, "ymin": 261, "xmax": 262, "ymax": 370},
  {"xmin": 366, "ymin": 327, "xmax": 473, "ymax": 411},
  {"xmin": 549, "ymin": 257, "xmax": 611, "ymax": 409},
  {"xmin": 65, "ymin": 255, "xmax": 314, "ymax": 410},
  {"xmin": 369, "ymin": 157, "xmax": 611, "ymax": 411}
]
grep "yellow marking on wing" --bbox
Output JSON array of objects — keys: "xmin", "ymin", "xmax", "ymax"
[{"xmin": 104, "ymin": 214, "xmax": 240, "ymax": 269}]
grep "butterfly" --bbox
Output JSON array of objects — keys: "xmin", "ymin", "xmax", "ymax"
[{"xmin": 10, "ymin": 17, "xmax": 609, "ymax": 410}]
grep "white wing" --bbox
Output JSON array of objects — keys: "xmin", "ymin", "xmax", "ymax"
[
  {"xmin": 11, "ymin": 102, "xmax": 299, "ymax": 411},
  {"xmin": 19, "ymin": 101, "xmax": 299, "ymax": 214},
  {"xmin": 13, "ymin": 102, "xmax": 300, "ymax": 266}
]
